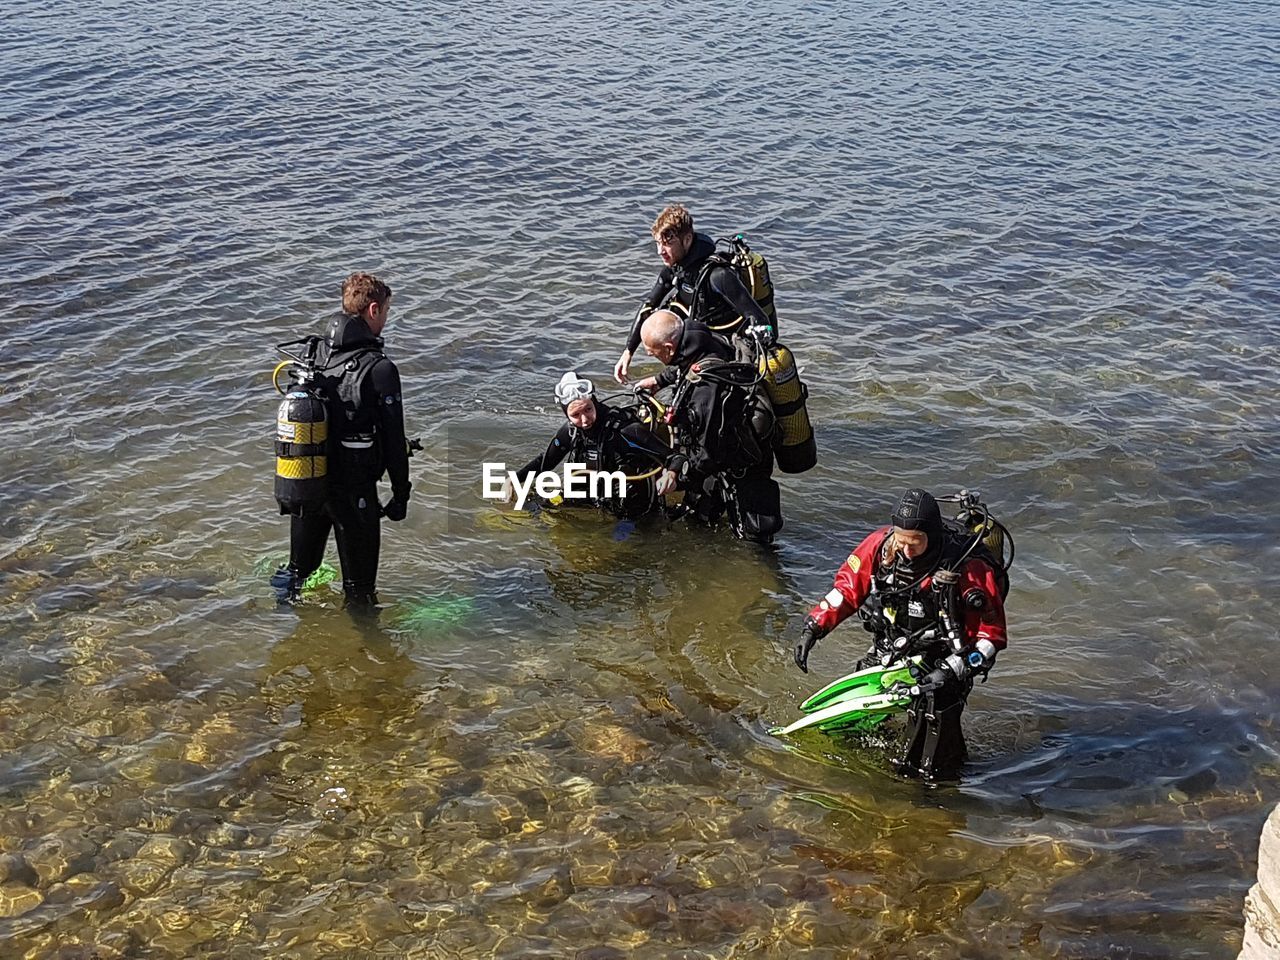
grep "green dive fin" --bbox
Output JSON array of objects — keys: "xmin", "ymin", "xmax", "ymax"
[
  {"xmin": 799, "ymin": 656, "xmax": 921, "ymax": 712},
  {"xmin": 769, "ymin": 688, "xmax": 912, "ymax": 736},
  {"xmin": 770, "ymin": 655, "xmax": 922, "ymax": 738}
]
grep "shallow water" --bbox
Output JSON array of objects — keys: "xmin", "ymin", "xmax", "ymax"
[{"xmin": 2, "ymin": 0, "xmax": 1278, "ymax": 956}]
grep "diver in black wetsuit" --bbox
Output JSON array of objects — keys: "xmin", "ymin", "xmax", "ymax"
[
  {"xmin": 613, "ymin": 204, "xmax": 776, "ymax": 384},
  {"xmin": 272, "ymin": 273, "xmax": 411, "ymax": 607},
  {"xmin": 510, "ymin": 372, "xmax": 670, "ymax": 519},
  {"xmin": 637, "ymin": 311, "xmax": 784, "ymax": 544}
]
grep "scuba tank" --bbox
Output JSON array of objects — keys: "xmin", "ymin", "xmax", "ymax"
[
  {"xmin": 272, "ymin": 337, "xmax": 330, "ymax": 516},
  {"xmin": 720, "ymin": 234, "xmax": 777, "ymax": 328},
  {"xmin": 945, "ymin": 489, "xmax": 1014, "ymax": 600},
  {"xmin": 757, "ymin": 343, "xmax": 816, "ymax": 474}
]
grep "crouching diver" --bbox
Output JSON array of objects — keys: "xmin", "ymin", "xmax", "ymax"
[
  {"xmin": 508, "ymin": 372, "xmax": 671, "ymax": 519},
  {"xmin": 791, "ymin": 489, "xmax": 1010, "ymax": 779},
  {"xmin": 634, "ymin": 310, "xmax": 784, "ymax": 544},
  {"xmin": 271, "ymin": 272, "xmax": 412, "ymax": 607}
]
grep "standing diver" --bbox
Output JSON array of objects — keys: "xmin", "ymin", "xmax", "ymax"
[
  {"xmin": 613, "ymin": 204, "xmax": 776, "ymax": 384},
  {"xmin": 507, "ymin": 372, "xmax": 671, "ymax": 519},
  {"xmin": 791, "ymin": 489, "xmax": 1009, "ymax": 779},
  {"xmin": 271, "ymin": 272, "xmax": 412, "ymax": 607}
]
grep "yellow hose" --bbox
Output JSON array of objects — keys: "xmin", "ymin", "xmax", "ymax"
[
  {"xmin": 272, "ymin": 361, "xmax": 294, "ymax": 395},
  {"xmin": 638, "ymin": 394, "xmax": 674, "ymax": 445},
  {"xmin": 624, "ymin": 464, "xmax": 664, "ymax": 482}
]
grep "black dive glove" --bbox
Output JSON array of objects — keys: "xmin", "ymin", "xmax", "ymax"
[
  {"xmin": 793, "ymin": 617, "xmax": 826, "ymax": 673},
  {"xmin": 912, "ymin": 640, "xmax": 1000, "ymax": 694},
  {"xmin": 913, "ymin": 665, "xmax": 954, "ymax": 694},
  {"xmin": 383, "ymin": 485, "xmax": 411, "ymax": 522}
]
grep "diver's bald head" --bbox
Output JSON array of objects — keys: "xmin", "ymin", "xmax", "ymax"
[{"xmin": 641, "ymin": 309, "xmax": 683, "ymax": 364}]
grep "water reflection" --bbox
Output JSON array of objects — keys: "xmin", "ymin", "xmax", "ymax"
[{"xmin": 3, "ymin": 0, "xmax": 1279, "ymax": 952}]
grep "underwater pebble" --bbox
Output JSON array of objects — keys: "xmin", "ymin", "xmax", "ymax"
[
  {"xmin": 0, "ymin": 852, "xmax": 38, "ymax": 887},
  {"xmin": 82, "ymin": 880, "xmax": 126, "ymax": 912},
  {"xmin": 197, "ymin": 821, "xmax": 251, "ymax": 848},
  {"xmin": 115, "ymin": 858, "xmax": 171, "ymax": 896},
  {"xmin": 99, "ymin": 833, "xmax": 146, "ymax": 863},
  {"xmin": 0, "ymin": 881, "xmax": 43, "ymax": 918},
  {"xmin": 25, "ymin": 835, "xmax": 97, "ymax": 886}
]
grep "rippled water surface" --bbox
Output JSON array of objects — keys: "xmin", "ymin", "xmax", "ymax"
[{"xmin": 3, "ymin": 0, "xmax": 1279, "ymax": 956}]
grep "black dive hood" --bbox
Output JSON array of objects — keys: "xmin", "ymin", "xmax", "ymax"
[
  {"xmin": 327, "ymin": 312, "xmax": 383, "ymax": 353},
  {"xmin": 890, "ymin": 488, "xmax": 945, "ymax": 577}
]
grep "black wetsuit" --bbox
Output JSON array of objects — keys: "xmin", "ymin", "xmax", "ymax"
[
  {"xmin": 654, "ymin": 320, "xmax": 734, "ymax": 390},
  {"xmin": 286, "ymin": 313, "xmax": 411, "ymax": 604},
  {"xmin": 516, "ymin": 401, "xmax": 670, "ymax": 519},
  {"xmin": 661, "ymin": 324, "xmax": 783, "ymax": 543},
  {"xmin": 625, "ymin": 233, "xmax": 775, "ymax": 354}
]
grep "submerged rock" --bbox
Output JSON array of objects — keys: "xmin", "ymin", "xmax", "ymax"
[
  {"xmin": 0, "ymin": 852, "xmax": 37, "ymax": 887},
  {"xmin": 0, "ymin": 881, "xmax": 43, "ymax": 918},
  {"xmin": 25, "ymin": 835, "xmax": 97, "ymax": 886}
]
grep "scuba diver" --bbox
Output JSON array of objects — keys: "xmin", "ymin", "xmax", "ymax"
[
  {"xmin": 271, "ymin": 272, "xmax": 412, "ymax": 607},
  {"xmin": 613, "ymin": 204, "xmax": 777, "ymax": 384},
  {"xmin": 791, "ymin": 489, "xmax": 1011, "ymax": 779},
  {"xmin": 636, "ymin": 310, "xmax": 784, "ymax": 544},
  {"xmin": 508, "ymin": 371, "xmax": 671, "ymax": 519}
]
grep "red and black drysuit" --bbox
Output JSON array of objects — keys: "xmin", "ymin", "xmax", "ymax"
[{"xmin": 801, "ymin": 526, "xmax": 1007, "ymax": 778}]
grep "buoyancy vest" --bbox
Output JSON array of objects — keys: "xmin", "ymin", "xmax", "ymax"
[
  {"xmin": 567, "ymin": 404, "xmax": 662, "ymax": 517},
  {"xmin": 667, "ymin": 234, "xmax": 742, "ymax": 331},
  {"xmin": 566, "ymin": 405, "xmax": 631, "ymax": 471},
  {"xmin": 690, "ymin": 234, "xmax": 777, "ymax": 334},
  {"xmin": 861, "ymin": 519, "xmax": 1010, "ymax": 652},
  {"xmin": 672, "ymin": 358, "xmax": 771, "ymax": 474},
  {"xmin": 318, "ymin": 314, "xmax": 394, "ymax": 486}
]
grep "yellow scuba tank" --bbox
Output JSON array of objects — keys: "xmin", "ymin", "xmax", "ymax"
[
  {"xmin": 272, "ymin": 338, "xmax": 330, "ymax": 515},
  {"xmin": 758, "ymin": 343, "xmax": 816, "ymax": 474},
  {"xmin": 728, "ymin": 235, "xmax": 777, "ymax": 327},
  {"xmin": 974, "ymin": 515, "xmax": 1005, "ymax": 563}
]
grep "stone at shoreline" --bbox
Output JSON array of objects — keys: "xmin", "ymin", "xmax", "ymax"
[{"xmin": 1240, "ymin": 803, "xmax": 1280, "ymax": 960}]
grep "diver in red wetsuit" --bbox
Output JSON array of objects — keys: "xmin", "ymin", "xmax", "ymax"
[{"xmin": 792, "ymin": 488, "xmax": 1009, "ymax": 779}]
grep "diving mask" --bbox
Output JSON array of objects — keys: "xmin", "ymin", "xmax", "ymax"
[{"xmin": 554, "ymin": 371, "xmax": 596, "ymax": 407}]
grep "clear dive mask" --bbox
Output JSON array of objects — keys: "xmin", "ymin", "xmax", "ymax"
[{"xmin": 554, "ymin": 372, "xmax": 595, "ymax": 407}]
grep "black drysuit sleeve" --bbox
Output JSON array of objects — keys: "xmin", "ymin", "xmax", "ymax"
[
  {"xmin": 625, "ymin": 267, "xmax": 676, "ymax": 354},
  {"xmin": 517, "ymin": 423, "xmax": 573, "ymax": 480},
  {"xmin": 655, "ymin": 364, "xmax": 681, "ymax": 391},
  {"xmin": 707, "ymin": 264, "xmax": 773, "ymax": 335},
  {"xmin": 370, "ymin": 357, "xmax": 412, "ymax": 500},
  {"xmin": 615, "ymin": 421, "xmax": 671, "ymax": 464}
]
